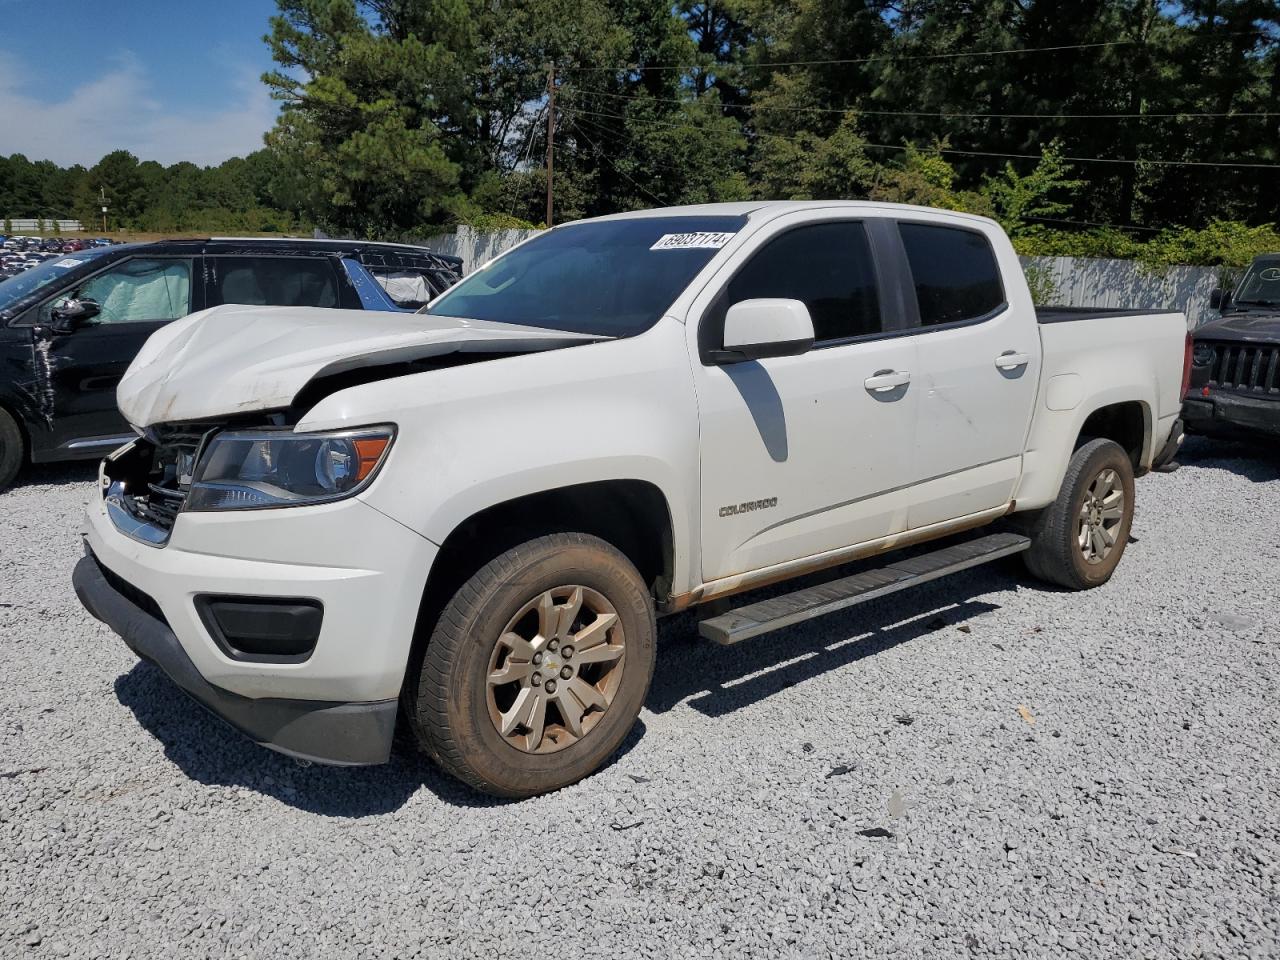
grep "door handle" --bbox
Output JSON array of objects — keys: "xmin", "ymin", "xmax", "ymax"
[
  {"xmin": 863, "ymin": 369, "xmax": 911, "ymax": 393},
  {"xmin": 995, "ymin": 351, "xmax": 1032, "ymax": 370}
]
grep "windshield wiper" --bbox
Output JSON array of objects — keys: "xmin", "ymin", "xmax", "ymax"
[{"xmin": 1233, "ymin": 299, "xmax": 1280, "ymax": 308}]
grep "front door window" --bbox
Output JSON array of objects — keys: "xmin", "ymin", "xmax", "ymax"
[{"xmin": 42, "ymin": 258, "xmax": 193, "ymax": 326}]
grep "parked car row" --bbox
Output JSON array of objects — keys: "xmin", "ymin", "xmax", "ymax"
[
  {"xmin": 1, "ymin": 237, "xmax": 119, "ymax": 279},
  {"xmin": 2, "ymin": 235, "xmax": 116, "ymax": 255},
  {"xmin": 0, "ymin": 236, "xmax": 463, "ymax": 489}
]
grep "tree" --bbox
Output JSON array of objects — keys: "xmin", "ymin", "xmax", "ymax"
[
  {"xmin": 262, "ymin": 0, "xmax": 477, "ymax": 237},
  {"xmin": 981, "ymin": 141, "xmax": 1085, "ymax": 235}
]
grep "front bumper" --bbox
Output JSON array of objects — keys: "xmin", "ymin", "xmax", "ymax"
[
  {"xmin": 76, "ymin": 476, "xmax": 439, "ymax": 765},
  {"xmin": 1183, "ymin": 394, "xmax": 1280, "ymax": 439},
  {"xmin": 74, "ymin": 551, "xmax": 397, "ymax": 764}
]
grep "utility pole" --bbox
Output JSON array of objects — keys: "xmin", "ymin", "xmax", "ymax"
[
  {"xmin": 99, "ymin": 186, "xmax": 109, "ymax": 233},
  {"xmin": 545, "ymin": 63, "xmax": 555, "ymax": 228}
]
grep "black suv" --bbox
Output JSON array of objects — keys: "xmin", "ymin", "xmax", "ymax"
[
  {"xmin": 0, "ymin": 237, "xmax": 462, "ymax": 490},
  {"xmin": 1184, "ymin": 254, "xmax": 1280, "ymax": 442}
]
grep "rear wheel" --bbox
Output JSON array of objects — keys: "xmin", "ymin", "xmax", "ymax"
[
  {"xmin": 1023, "ymin": 438, "xmax": 1135, "ymax": 590},
  {"xmin": 404, "ymin": 532, "xmax": 656, "ymax": 798},
  {"xmin": 0, "ymin": 408, "xmax": 24, "ymax": 492}
]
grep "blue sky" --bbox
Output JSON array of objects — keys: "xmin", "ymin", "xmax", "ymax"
[{"xmin": 0, "ymin": 0, "xmax": 282, "ymax": 167}]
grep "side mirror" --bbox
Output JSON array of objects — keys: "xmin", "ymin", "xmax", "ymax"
[
  {"xmin": 50, "ymin": 297, "xmax": 101, "ymax": 333},
  {"xmin": 1208, "ymin": 287, "xmax": 1231, "ymax": 311},
  {"xmin": 711, "ymin": 298, "xmax": 815, "ymax": 364}
]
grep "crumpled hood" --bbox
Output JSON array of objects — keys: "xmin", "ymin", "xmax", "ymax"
[
  {"xmin": 118, "ymin": 304, "xmax": 601, "ymax": 428},
  {"xmin": 1196, "ymin": 310, "xmax": 1280, "ymax": 344}
]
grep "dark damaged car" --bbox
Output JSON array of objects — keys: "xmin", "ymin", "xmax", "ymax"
[
  {"xmin": 1184, "ymin": 254, "xmax": 1280, "ymax": 441},
  {"xmin": 0, "ymin": 238, "xmax": 462, "ymax": 490}
]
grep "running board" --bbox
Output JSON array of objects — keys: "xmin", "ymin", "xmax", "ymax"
[{"xmin": 698, "ymin": 532, "xmax": 1031, "ymax": 645}]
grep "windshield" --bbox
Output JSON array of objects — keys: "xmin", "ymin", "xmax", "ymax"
[
  {"xmin": 1234, "ymin": 257, "xmax": 1280, "ymax": 307},
  {"xmin": 426, "ymin": 215, "xmax": 747, "ymax": 336},
  {"xmin": 0, "ymin": 248, "xmax": 110, "ymax": 313}
]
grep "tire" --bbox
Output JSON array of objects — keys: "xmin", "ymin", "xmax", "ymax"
[
  {"xmin": 0, "ymin": 408, "xmax": 24, "ymax": 493},
  {"xmin": 1023, "ymin": 438, "xmax": 1136, "ymax": 591},
  {"xmin": 404, "ymin": 532, "xmax": 656, "ymax": 799}
]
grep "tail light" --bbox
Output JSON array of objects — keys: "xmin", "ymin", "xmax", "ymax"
[{"xmin": 1180, "ymin": 333, "xmax": 1193, "ymax": 400}]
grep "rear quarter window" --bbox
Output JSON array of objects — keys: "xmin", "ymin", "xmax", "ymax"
[{"xmin": 899, "ymin": 223, "xmax": 1005, "ymax": 326}]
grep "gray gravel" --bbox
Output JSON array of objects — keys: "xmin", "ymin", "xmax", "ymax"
[{"xmin": 2, "ymin": 439, "xmax": 1278, "ymax": 959}]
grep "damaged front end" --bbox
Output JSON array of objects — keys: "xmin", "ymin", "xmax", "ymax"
[
  {"xmin": 101, "ymin": 415, "xmax": 397, "ymax": 544},
  {"xmin": 100, "ymin": 422, "xmax": 228, "ymax": 545}
]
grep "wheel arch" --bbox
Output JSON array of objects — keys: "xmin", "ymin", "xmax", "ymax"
[
  {"xmin": 1075, "ymin": 399, "xmax": 1152, "ymax": 472},
  {"xmin": 411, "ymin": 479, "xmax": 676, "ymax": 660}
]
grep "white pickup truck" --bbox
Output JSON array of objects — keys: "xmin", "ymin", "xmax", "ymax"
[{"xmin": 73, "ymin": 201, "xmax": 1190, "ymax": 797}]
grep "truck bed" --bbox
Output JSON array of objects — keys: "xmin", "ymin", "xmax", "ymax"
[{"xmin": 1036, "ymin": 306, "xmax": 1182, "ymax": 324}]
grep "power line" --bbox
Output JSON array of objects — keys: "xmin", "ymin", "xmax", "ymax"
[
  {"xmin": 1021, "ymin": 216, "xmax": 1162, "ymax": 233},
  {"xmin": 560, "ymin": 31, "xmax": 1273, "ymax": 75},
  {"xmin": 564, "ymin": 105, "xmax": 1280, "ymax": 170},
  {"xmin": 569, "ymin": 120, "xmax": 667, "ymax": 207},
  {"xmin": 567, "ymin": 87, "xmax": 1280, "ymax": 121},
  {"xmin": 559, "ymin": 117, "xmax": 1181, "ymax": 235}
]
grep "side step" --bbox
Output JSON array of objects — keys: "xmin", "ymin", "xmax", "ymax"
[{"xmin": 698, "ymin": 532, "xmax": 1030, "ymax": 645}]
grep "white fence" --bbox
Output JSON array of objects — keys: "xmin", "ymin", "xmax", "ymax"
[
  {"xmin": 1021, "ymin": 255, "xmax": 1222, "ymax": 329},
  {"xmin": 1, "ymin": 218, "xmax": 85, "ymax": 233},
  {"xmin": 421, "ymin": 225, "xmax": 541, "ymax": 267},
  {"xmin": 423, "ymin": 226, "xmax": 1224, "ymax": 328}
]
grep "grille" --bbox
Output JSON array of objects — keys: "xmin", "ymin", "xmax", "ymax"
[
  {"xmin": 117, "ymin": 424, "xmax": 218, "ymax": 532},
  {"xmin": 1206, "ymin": 341, "xmax": 1280, "ymax": 395}
]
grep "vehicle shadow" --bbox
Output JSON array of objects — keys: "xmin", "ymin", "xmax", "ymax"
[
  {"xmin": 647, "ymin": 564, "xmax": 1015, "ymax": 718},
  {"xmin": 113, "ymin": 662, "xmax": 648, "ymax": 815},
  {"xmin": 9, "ymin": 461, "xmax": 98, "ymax": 489},
  {"xmin": 1175, "ymin": 436, "xmax": 1280, "ymax": 482}
]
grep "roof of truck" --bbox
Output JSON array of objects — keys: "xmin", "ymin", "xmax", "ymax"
[{"xmin": 580, "ymin": 200, "xmax": 999, "ymax": 228}]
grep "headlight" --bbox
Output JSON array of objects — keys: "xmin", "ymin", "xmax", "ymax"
[
  {"xmin": 185, "ymin": 426, "xmax": 394, "ymax": 511},
  {"xmin": 1192, "ymin": 342, "xmax": 1216, "ymax": 367}
]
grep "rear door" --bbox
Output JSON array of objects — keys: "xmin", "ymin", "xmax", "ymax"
[
  {"xmin": 689, "ymin": 213, "xmax": 920, "ymax": 581},
  {"xmin": 893, "ymin": 220, "xmax": 1041, "ymax": 528}
]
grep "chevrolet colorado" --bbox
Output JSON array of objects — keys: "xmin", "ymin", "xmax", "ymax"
[{"xmin": 72, "ymin": 202, "xmax": 1190, "ymax": 798}]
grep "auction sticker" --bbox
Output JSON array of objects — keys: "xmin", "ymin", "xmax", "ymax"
[
  {"xmin": 650, "ymin": 232, "xmax": 736, "ymax": 251},
  {"xmin": 54, "ymin": 259, "xmax": 81, "ymax": 268}
]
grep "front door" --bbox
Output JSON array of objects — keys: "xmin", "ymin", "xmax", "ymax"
[
  {"xmin": 689, "ymin": 215, "xmax": 920, "ymax": 583},
  {"xmin": 34, "ymin": 256, "xmax": 198, "ymax": 454}
]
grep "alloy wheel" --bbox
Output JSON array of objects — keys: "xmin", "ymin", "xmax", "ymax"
[
  {"xmin": 1077, "ymin": 468, "xmax": 1125, "ymax": 564},
  {"xmin": 485, "ymin": 586, "xmax": 626, "ymax": 754}
]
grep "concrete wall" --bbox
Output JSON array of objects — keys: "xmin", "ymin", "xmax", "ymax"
[{"xmin": 421, "ymin": 226, "xmax": 1224, "ymax": 328}]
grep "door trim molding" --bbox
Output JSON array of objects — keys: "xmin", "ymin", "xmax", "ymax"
[{"xmin": 663, "ymin": 501, "xmax": 1013, "ymax": 613}]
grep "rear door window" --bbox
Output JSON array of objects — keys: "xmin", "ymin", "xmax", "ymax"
[
  {"xmin": 210, "ymin": 257, "xmax": 340, "ymax": 308},
  {"xmin": 898, "ymin": 223, "xmax": 1005, "ymax": 326}
]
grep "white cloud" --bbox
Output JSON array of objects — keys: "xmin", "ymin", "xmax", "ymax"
[{"xmin": 0, "ymin": 50, "xmax": 278, "ymax": 167}]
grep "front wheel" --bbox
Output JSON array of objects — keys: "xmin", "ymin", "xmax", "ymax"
[
  {"xmin": 0, "ymin": 408, "xmax": 24, "ymax": 492},
  {"xmin": 404, "ymin": 532, "xmax": 656, "ymax": 798},
  {"xmin": 1023, "ymin": 438, "xmax": 1136, "ymax": 590}
]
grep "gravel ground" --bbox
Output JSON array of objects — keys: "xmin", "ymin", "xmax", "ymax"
[{"xmin": 1, "ymin": 438, "xmax": 1277, "ymax": 959}]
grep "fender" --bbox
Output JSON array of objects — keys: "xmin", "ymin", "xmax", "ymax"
[{"xmin": 300, "ymin": 321, "xmax": 704, "ymax": 596}]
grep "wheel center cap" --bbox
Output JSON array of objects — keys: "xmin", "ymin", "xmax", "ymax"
[{"xmin": 544, "ymin": 656, "xmax": 561, "ymax": 673}]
